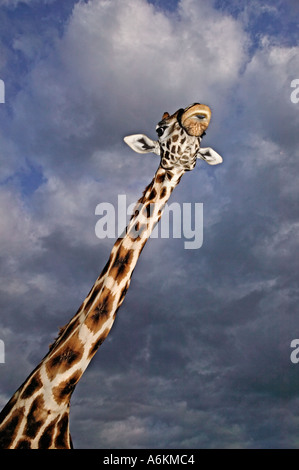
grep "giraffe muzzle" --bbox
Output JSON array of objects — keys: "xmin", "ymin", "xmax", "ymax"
[{"xmin": 180, "ymin": 103, "xmax": 212, "ymax": 137}]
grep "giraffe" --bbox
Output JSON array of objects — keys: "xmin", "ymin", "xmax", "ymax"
[{"xmin": 0, "ymin": 103, "xmax": 222, "ymax": 449}]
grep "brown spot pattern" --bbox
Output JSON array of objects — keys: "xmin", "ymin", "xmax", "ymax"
[
  {"xmin": 52, "ymin": 371, "xmax": 81, "ymax": 405},
  {"xmin": 85, "ymin": 286, "xmax": 114, "ymax": 334},
  {"xmin": 38, "ymin": 416, "xmax": 59, "ymax": 448},
  {"xmin": 148, "ymin": 188, "xmax": 157, "ymax": 200},
  {"xmin": 0, "ymin": 393, "xmax": 18, "ymax": 424},
  {"xmin": 15, "ymin": 439, "xmax": 31, "ymax": 449},
  {"xmin": 24, "ymin": 395, "xmax": 46, "ymax": 439},
  {"xmin": 0, "ymin": 407, "xmax": 24, "ymax": 449},
  {"xmin": 110, "ymin": 245, "xmax": 134, "ymax": 282},
  {"xmin": 160, "ymin": 187, "xmax": 167, "ymax": 199},
  {"xmin": 156, "ymin": 171, "xmax": 165, "ymax": 184},
  {"xmin": 143, "ymin": 202, "xmax": 152, "ymax": 219},
  {"xmin": 20, "ymin": 372, "xmax": 43, "ymax": 400},
  {"xmin": 88, "ymin": 327, "xmax": 110, "ymax": 359},
  {"xmin": 54, "ymin": 413, "xmax": 70, "ymax": 449},
  {"xmin": 46, "ymin": 333, "xmax": 84, "ymax": 380},
  {"xmin": 85, "ymin": 283, "xmax": 102, "ymax": 313}
]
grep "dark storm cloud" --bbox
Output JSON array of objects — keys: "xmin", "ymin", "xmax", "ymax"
[{"xmin": 0, "ymin": 0, "xmax": 299, "ymax": 449}]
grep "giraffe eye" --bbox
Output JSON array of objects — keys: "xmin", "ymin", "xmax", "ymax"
[
  {"xmin": 156, "ymin": 127, "xmax": 166, "ymax": 137},
  {"xmin": 196, "ymin": 114, "xmax": 207, "ymax": 120}
]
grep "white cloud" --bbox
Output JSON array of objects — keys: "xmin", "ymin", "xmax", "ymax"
[
  {"xmin": 9, "ymin": 0, "xmax": 248, "ymax": 173},
  {"xmin": 13, "ymin": 33, "xmax": 44, "ymax": 60},
  {"xmin": 235, "ymin": 43, "xmax": 299, "ymax": 149},
  {"xmin": 0, "ymin": 187, "xmax": 39, "ymax": 257},
  {"xmin": 65, "ymin": 0, "xmax": 247, "ymax": 109}
]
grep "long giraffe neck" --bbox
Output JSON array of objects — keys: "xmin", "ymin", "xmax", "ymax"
[
  {"xmin": 0, "ymin": 102, "xmax": 223, "ymax": 449},
  {"xmin": 0, "ymin": 165, "xmax": 185, "ymax": 449}
]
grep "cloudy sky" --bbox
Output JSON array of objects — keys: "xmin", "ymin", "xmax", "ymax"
[{"xmin": 0, "ymin": 0, "xmax": 299, "ymax": 449}]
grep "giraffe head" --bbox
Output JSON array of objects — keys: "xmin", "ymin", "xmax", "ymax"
[{"xmin": 124, "ymin": 103, "xmax": 223, "ymax": 171}]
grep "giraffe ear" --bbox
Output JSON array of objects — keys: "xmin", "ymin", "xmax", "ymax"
[
  {"xmin": 124, "ymin": 134, "xmax": 160, "ymax": 155},
  {"xmin": 197, "ymin": 147, "xmax": 223, "ymax": 165}
]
